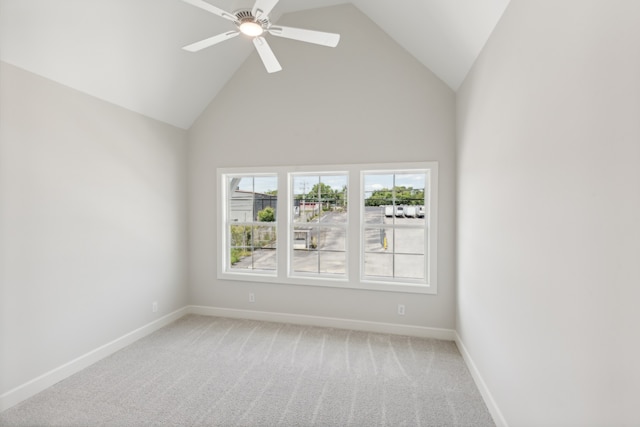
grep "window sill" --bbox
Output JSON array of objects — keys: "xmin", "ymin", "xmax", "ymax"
[{"xmin": 217, "ymin": 271, "xmax": 435, "ymax": 295}]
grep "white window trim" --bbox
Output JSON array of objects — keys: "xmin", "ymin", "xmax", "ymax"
[{"xmin": 217, "ymin": 162, "xmax": 438, "ymax": 294}]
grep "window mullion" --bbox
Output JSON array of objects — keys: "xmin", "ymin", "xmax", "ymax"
[{"xmin": 349, "ymin": 168, "xmax": 360, "ymax": 285}]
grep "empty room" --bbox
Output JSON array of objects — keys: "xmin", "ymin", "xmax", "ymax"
[{"xmin": 1, "ymin": 0, "xmax": 638, "ymax": 426}]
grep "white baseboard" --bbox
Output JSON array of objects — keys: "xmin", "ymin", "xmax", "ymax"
[
  {"xmin": 455, "ymin": 332, "xmax": 508, "ymax": 427},
  {"xmin": 0, "ymin": 307, "xmax": 189, "ymax": 413},
  {"xmin": 188, "ymin": 305, "xmax": 456, "ymax": 341}
]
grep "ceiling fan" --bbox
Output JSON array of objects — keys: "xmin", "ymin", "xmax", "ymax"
[{"xmin": 182, "ymin": 0, "xmax": 341, "ymax": 73}]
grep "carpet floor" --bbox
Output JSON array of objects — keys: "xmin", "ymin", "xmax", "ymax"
[{"xmin": 0, "ymin": 315, "xmax": 495, "ymax": 426}]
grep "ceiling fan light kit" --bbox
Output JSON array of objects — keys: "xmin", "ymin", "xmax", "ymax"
[
  {"xmin": 182, "ymin": 0, "xmax": 340, "ymax": 73},
  {"xmin": 239, "ymin": 21, "xmax": 263, "ymax": 37}
]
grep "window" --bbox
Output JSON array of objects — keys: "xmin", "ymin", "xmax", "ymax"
[
  {"xmin": 291, "ymin": 174, "xmax": 348, "ymax": 277},
  {"xmin": 362, "ymin": 171, "xmax": 429, "ymax": 283},
  {"xmin": 223, "ymin": 174, "xmax": 278, "ymax": 274},
  {"xmin": 217, "ymin": 162, "xmax": 438, "ymax": 294}
]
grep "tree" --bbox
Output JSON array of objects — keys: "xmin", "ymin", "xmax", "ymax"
[
  {"xmin": 335, "ymin": 184, "xmax": 348, "ymax": 210},
  {"xmin": 365, "ymin": 186, "xmax": 424, "ymax": 206},
  {"xmin": 257, "ymin": 206, "xmax": 276, "ymax": 222},
  {"xmin": 303, "ymin": 183, "xmax": 335, "ymax": 201},
  {"xmin": 230, "ymin": 225, "xmax": 251, "ymax": 264}
]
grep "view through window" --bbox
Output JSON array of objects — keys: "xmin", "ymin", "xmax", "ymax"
[
  {"xmin": 362, "ymin": 172, "xmax": 428, "ymax": 281},
  {"xmin": 226, "ymin": 175, "xmax": 278, "ymax": 272},
  {"xmin": 291, "ymin": 174, "xmax": 348, "ymax": 277}
]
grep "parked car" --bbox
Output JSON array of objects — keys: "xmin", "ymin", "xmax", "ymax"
[
  {"xmin": 394, "ymin": 205, "xmax": 405, "ymax": 217},
  {"xmin": 384, "ymin": 206, "xmax": 394, "ymax": 217}
]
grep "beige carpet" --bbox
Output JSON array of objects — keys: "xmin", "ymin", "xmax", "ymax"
[{"xmin": 0, "ymin": 315, "xmax": 494, "ymax": 426}]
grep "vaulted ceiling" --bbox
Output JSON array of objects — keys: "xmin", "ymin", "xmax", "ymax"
[{"xmin": 0, "ymin": 0, "xmax": 510, "ymax": 129}]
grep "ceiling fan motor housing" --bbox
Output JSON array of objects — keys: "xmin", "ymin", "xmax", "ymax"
[{"xmin": 235, "ymin": 9, "xmax": 269, "ymax": 27}]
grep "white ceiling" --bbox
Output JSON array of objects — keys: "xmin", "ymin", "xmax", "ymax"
[{"xmin": 0, "ymin": 0, "xmax": 510, "ymax": 129}]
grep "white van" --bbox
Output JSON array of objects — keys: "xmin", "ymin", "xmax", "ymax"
[
  {"xmin": 394, "ymin": 205, "xmax": 404, "ymax": 217},
  {"xmin": 404, "ymin": 206, "xmax": 417, "ymax": 218},
  {"xmin": 384, "ymin": 206, "xmax": 394, "ymax": 217}
]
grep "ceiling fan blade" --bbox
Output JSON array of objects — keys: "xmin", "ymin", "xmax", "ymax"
[
  {"xmin": 253, "ymin": 36, "xmax": 282, "ymax": 73},
  {"xmin": 182, "ymin": 0, "xmax": 237, "ymax": 22},
  {"xmin": 183, "ymin": 31, "xmax": 240, "ymax": 52},
  {"xmin": 252, "ymin": 0, "xmax": 279, "ymax": 19},
  {"xmin": 268, "ymin": 26, "xmax": 340, "ymax": 47}
]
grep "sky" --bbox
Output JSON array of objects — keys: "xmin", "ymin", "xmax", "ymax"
[{"xmin": 235, "ymin": 172, "xmax": 427, "ymax": 196}]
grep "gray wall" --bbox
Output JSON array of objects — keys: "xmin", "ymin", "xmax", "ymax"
[
  {"xmin": 456, "ymin": 0, "xmax": 640, "ymax": 425},
  {"xmin": 0, "ymin": 62, "xmax": 189, "ymax": 396},
  {"xmin": 188, "ymin": 4, "xmax": 457, "ymax": 329}
]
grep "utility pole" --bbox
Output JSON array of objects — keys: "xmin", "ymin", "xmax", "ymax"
[{"xmin": 299, "ymin": 180, "xmax": 307, "ymax": 222}]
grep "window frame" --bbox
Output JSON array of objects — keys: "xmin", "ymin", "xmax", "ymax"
[
  {"xmin": 217, "ymin": 162, "xmax": 438, "ymax": 294},
  {"xmin": 220, "ymin": 172, "xmax": 279, "ymax": 277},
  {"xmin": 289, "ymin": 172, "xmax": 350, "ymax": 280},
  {"xmin": 360, "ymin": 168, "xmax": 435, "ymax": 290}
]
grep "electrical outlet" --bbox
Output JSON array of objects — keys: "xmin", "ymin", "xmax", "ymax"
[
  {"xmin": 152, "ymin": 301, "xmax": 158, "ymax": 313},
  {"xmin": 249, "ymin": 293, "xmax": 255, "ymax": 303},
  {"xmin": 397, "ymin": 304, "xmax": 405, "ymax": 316}
]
